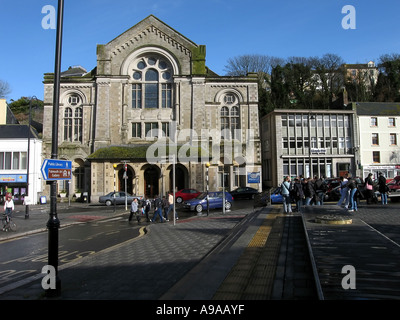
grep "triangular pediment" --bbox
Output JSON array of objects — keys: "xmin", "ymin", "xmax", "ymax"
[{"xmin": 106, "ymin": 15, "xmax": 197, "ymax": 57}]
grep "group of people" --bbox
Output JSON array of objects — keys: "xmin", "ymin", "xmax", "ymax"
[
  {"xmin": 128, "ymin": 191, "xmax": 178, "ymax": 223},
  {"xmin": 281, "ymin": 175, "xmax": 328, "ymax": 213},
  {"xmin": 337, "ymin": 172, "xmax": 389, "ymax": 211},
  {"xmin": 281, "ymin": 172, "xmax": 390, "ymax": 214}
]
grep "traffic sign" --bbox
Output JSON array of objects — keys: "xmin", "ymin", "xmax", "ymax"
[{"xmin": 41, "ymin": 159, "xmax": 72, "ymax": 181}]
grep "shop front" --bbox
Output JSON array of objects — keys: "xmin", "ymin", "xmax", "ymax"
[{"xmin": 0, "ymin": 174, "xmax": 27, "ymax": 204}]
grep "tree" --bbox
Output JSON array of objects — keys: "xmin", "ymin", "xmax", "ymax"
[
  {"xmin": 7, "ymin": 97, "xmax": 44, "ymax": 124},
  {"xmin": 374, "ymin": 54, "xmax": 400, "ymax": 102},
  {"xmin": 223, "ymin": 54, "xmax": 284, "ymax": 116},
  {"xmin": 0, "ymin": 80, "xmax": 11, "ymax": 98},
  {"xmin": 311, "ymin": 53, "xmax": 345, "ymax": 108}
]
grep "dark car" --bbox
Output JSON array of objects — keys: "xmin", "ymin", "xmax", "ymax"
[
  {"xmin": 229, "ymin": 187, "xmax": 259, "ymax": 200},
  {"xmin": 175, "ymin": 189, "xmax": 202, "ymax": 203},
  {"xmin": 99, "ymin": 191, "xmax": 143, "ymax": 206},
  {"xmin": 182, "ymin": 191, "xmax": 234, "ymax": 213}
]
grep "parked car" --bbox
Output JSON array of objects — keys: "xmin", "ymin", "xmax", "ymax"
[
  {"xmin": 175, "ymin": 189, "xmax": 202, "ymax": 203},
  {"xmin": 99, "ymin": 192, "xmax": 143, "ymax": 206},
  {"xmin": 387, "ymin": 176, "xmax": 400, "ymax": 192},
  {"xmin": 229, "ymin": 187, "xmax": 259, "ymax": 200},
  {"xmin": 182, "ymin": 191, "xmax": 233, "ymax": 213},
  {"xmin": 387, "ymin": 176, "xmax": 400, "ymax": 202},
  {"xmin": 270, "ymin": 187, "xmax": 283, "ymax": 204}
]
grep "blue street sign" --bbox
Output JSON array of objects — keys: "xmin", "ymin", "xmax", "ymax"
[{"xmin": 41, "ymin": 159, "xmax": 72, "ymax": 181}]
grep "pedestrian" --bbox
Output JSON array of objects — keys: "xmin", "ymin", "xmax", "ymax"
[
  {"xmin": 378, "ymin": 172, "xmax": 388, "ymax": 205},
  {"xmin": 281, "ymin": 176, "xmax": 292, "ymax": 213},
  {"xmin": 314, "ymin": 176, "xmax": 327, "ymax": 205},
  {"xmin": 364, "ymin": 173, "xmax": 374, "ymax": 204},
  {"xmin": 151, "ymin": 195, "xmax": 165, "ymax": 222},
  {"xmin": 304, "ymin": 177, "xmax": 316, "ymax": 206},
  {"xmin": 164, "ymin": 191, "xmax": 177, "ymax": 221},
  {"xmin": 3, "ymin": 194, "xmax": 14, "ymax": 231},
  {"xmin": 162, "ymin": 195, "xmax": 168, "ymax": 220},
  {"xmin": 292, "ymin": 177, "xmax": 304, "ymax": 212},
  {"xmin": 347, "ymin": 177, "xmax": 358, "ymax": 212},
  {"xmin": 337, "ymin": 175, "xmax": 349, "ymax": 208},
  {"xmin": 128, "ymin": 198, "xmax": 139, "ymax": 222},
  {"xmin": 143, "ymin": 197, "xmax": 151, "ymax": 222}
]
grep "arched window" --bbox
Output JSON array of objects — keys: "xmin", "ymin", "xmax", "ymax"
[
  {"xmin": 63, "ymin": 95, "xmax": 83, "ymax": 143},
  {"xmin": 220, "ymin": 94, "xmax": 240, "ymax": 139},
  {"xmin": 131, "ymin": 56, "xmax": 173, "ymax": 109}
]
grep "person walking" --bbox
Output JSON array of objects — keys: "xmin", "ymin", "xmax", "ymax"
[
  {"xmin": 164, "ymin": 191, "xmax": 177, "ymax": 221},
  {"xmin": 162, "ymin": 195, "xmax": 169, "ymax": 221},
  {"xmin": 128, "ymin": 198, "xmax": 139, "ymax": 222},
  {"xmin": 151, "ymin": 195, "xmax": 165, "ymax": 223},
  {"xmin": 347, "ymin": 177, "xmax": 358, "ymax": 212},
  {"xmin": 143, "ymin": 197, "xmax": 152, "ymax": 222},
  {"xmin": 281, "ymin": 176, "xmax": 292, "ymax": 213},
  {"xmin": 378, "ymin": 172, "xmax": 388, "ymax": 205}
]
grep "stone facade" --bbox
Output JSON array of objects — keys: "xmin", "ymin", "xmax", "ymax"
[{"xmin": 42, "ymin": 15, "xmax": 261, "ymax": 201}]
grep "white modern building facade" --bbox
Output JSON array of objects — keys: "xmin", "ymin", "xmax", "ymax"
[{"xmin": 261, "ymin": 108, "xmax": 359, "ymax": 188}]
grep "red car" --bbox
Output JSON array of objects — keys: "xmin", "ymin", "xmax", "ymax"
[
  {"xmin": 387, "ymin": 176, "xmax": 400, "ymax": 192},
  {"xmin": 175, "ymin": 189, "xmax": 202, "ymax": 203}
]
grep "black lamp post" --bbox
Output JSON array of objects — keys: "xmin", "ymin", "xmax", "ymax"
[
  {"xmin": 46, "ymin": 0, "xmax": 64, "ymax": 298},
  {"xmin": 206, "ymin": 162, "xmax": 210, "ymax": 216}
]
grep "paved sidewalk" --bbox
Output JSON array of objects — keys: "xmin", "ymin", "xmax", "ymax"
[{"xmin": 302, "ymin": 202, "xmax": 400, "ymax": 300}]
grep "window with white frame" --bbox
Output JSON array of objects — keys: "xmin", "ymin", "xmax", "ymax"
[{"xmin": 0, "ymin": 152, "xmax": 27, "ymax": 170}]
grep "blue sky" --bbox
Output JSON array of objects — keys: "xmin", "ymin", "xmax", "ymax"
[{"xmin": 1, "ymin": 0, "xmax": 400, "ymax": 102}]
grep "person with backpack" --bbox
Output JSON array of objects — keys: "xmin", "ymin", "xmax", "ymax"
[{"xmin": 281, "ymin": 176, "xmax": 292, "ymax": 213}]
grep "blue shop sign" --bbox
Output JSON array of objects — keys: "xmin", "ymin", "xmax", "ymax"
[{"xmin": 248, "ymin": 172, "xmax": 260, "ymax": 183}]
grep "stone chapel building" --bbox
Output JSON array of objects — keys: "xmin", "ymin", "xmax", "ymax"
[{"xmin": 42, "ymin": 15, "xmax": 261, "ymax": 202}]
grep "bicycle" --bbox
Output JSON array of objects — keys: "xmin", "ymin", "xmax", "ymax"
[{"xmin": 2, "ymin": 213, "xmax": 17, "ymax": 232}]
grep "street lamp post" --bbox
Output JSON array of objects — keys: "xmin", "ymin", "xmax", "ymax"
[
  {"xmin": 113, "ymin": 163, "xmax": 117, "ymax": 212},
  {"xmin": 46, "ymin": 0, "xmax": 64, "ymax": 298},
  {"xmin": 206, "ymin": 162, "xmax": 210, "ymax": 216},
  {"xmin": 25, "ymin": 96, "xmax": 38, "ymax": 219}
]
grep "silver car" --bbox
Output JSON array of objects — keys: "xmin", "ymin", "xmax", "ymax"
[{"xmin": 99, "ymin": 191, "xmax": 143, "ymax": 206}]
